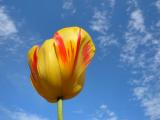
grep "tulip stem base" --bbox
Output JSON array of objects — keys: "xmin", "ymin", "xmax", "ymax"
[{"xmin": 57, "ymin": 98, "xmax": 63, "ymax": 120}]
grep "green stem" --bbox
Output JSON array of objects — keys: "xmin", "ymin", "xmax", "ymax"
[{"xmin": 57, "ymin": 98, "xmax": 63, "ymax": 120}]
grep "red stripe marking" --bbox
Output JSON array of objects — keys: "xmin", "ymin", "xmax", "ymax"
[
  {"xmin": 32, "ymin": 48, "xmax": 38, "ymax": 72},
  {"xmin": 73, "ymin": 28, "xmax": 81, "ymax": 69},
  {"xmin": 31, "ymin": 70, "xmax": 36, "ymax": 82},
  {"xmin": 31, "ymin": 48, "xmax": 38, "ymax": 81},
  {"xmin": 54, "ymin": 32, "xmax": 67, "ymax": 63},
  {"xmin": 70, "ymin": 41, "xmax": 74, "ymax": 55},
  {"xmin": 82, "ymin": 41, "xmax": 91, "ymax": 65}
]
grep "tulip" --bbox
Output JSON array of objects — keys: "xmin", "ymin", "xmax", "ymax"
[{"xmin": 28, "ymin": 27, "xmax": 95, "ymax": 120}]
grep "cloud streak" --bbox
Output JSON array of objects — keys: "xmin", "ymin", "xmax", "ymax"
[
  {"xmin": 89, "ymin": 104, "xmax": 118, "ymax": 120},
  {"xmin": 0, "ymin": 6, "xmax": 17, "ymax": 43},
  {"xmin": 62, "ymin": 0, "xmax": 76, "ymax": 14},
  {"xmin": 0, "ymin": 4, "xmax": 40, "ymax": 61},
  {"xmin": 0, "ymin": 107, "xmax": 49, "ymax": 120},
  {"xmin": 120, "ymin": 1, "xmax": 160, "ymax": 120},
  {"xmin": 89, "ymin": 1, "xmax": 117, "ymax": 57},
  {"xmin": 155, "ymin": 0, "xmax": 160, "ymax": 11}
]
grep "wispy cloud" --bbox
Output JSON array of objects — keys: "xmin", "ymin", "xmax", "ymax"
[
  {"xmin": 0, "ymin": 4, "xmax": 40, "ymax": 61},
  {"xmin": 0, "ymin": 5, "xmax": 22, "ymax": 57},
  {"xmin": 121, "ymin": 1, "xmax": 160, "ymax": 120},
  {"xmin": 156, "ymin": 20, "xmax": 160, "ymax": 28},
  {"xmin": 155, "ymin": 0, "xmax": 160, "ymax": 28},
  {"xmin": 0, "ymin": 6, "xmax": 17, "ymax": 43},
  {"xmin": 129, "ymin": 9, "xmax": 145, "ymax": 32},
  {"xmin": 89, "ymin": 4, "xmax": 117, "ymax": 57},
  {"xmin": 0, "ymin": 106, "xmax": 49, "ymax": 120},
  {"xmin": 109, "ymin": 0, "xmax": 116, "ymax": 8},
  {"xmin": 155, "ymin": 0, "xmax": 160, "ymax": 11},
  {"xmin": 90, "ymin": 9, "xmax": 108, "ymax": 34},
  {"xmin": 62, "ymin": 0, "xmax": 76, "ymax": 15},
  {"xmin": 120, "ymin": 8, "xmax": 152, "ymax": 65},
  {"xmin": 89, "ymin": 104, "xmax": 118, "ymax": 120}
]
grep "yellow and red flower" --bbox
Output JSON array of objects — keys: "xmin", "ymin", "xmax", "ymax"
[{"xmin": 28, "ymin": 27, "xmax": 95, "ymax": 102}]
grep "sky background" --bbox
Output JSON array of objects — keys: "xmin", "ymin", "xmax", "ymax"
[{"xmin": 0, "ymin": 0, "xmax": 160, "ymax": 120}]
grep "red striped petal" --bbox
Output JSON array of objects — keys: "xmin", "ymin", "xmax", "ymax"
[
  {"xmin": 73, "ymin": 28, "xmax": 81, "ymax": 69},
  {"xmin": 54, "ymin": 32, "xmax": 67, "ymax": 63},
  {"xmin": 82, "ymin": 41, "xmax": 91, "ymax": 65},
  {"xmin": 32, "ymin": 48, "xmax": 38, "ymax": 72}
]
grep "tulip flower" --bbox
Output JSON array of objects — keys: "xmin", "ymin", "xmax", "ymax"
[{"xmin": 28, "ymin": 27, "xmax": 95, "ymax": 120}]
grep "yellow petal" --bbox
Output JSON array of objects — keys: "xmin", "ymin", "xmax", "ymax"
[
  {"xmin": 37, "ymin": 39, "xmax": 62, "ymax": 100},
  {"xmin": 53, "ymin": 27, "xmax": 80, "ymax": 98},
  {"xmin": 28, "ymin": 45, "xmax": 39, "ymax": 69},
  {"xmin": 28, "ymin": 27, "xmax": 96, "ymax": 102},
  {"xmin": 62, "ymin": 71, "xmax": 85, "ymax": 99},
  {"xmin": 54, "ymin": 27, "xmax": 95, "ymax": 99},
  {"xmin": 73, "ymin": 28, "xmax": 95, "ymax": 80},
  {"xmin": 67, "ymin": 28, "xmax": 95, "ymax": 99},
  {"xmin": 30, "ymin": 74, "xmax": 57, "ymax": 102},
  {"xmin": 53, "ymin": 27, "xmax": 79, "ymax": 79},
  {"xmin": 28, "ymin": 44, "xmax": 58, "ymax": 102}
]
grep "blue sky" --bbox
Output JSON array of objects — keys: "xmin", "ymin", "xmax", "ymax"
[{"xmin": 0, "ymin": 0, "xmax": 160, "ymax": 120}]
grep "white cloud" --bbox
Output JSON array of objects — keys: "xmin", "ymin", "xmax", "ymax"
[
  {"xmin": 109, "ymin": 0, "xmax": 116, "ymax": 8},
  {"xmin": 100, "ymin": 104, "xmax": 107, "ymax": 110},
  {"xmin": 0, "ymin": 5, "xmax": 22, "ymax": 57},
  {"xmin": 156, "ymin": 20, "xmax": 160, "ymax": 28},
  {"xmin": 121, "ymin": 8, "xmax": 152, "ymax": 65},
  {"xmin": 89, "ymin": 0, "xmax": 118, "ymax": 57},
  {"xmin": 90, "ymin": 9, "xmax": 108, "ymax": 34},
  {"xmin": 0, "ymin": 107, "xmax": 49, "ymax": 120},
  {"xmin": 89, "ymin": 104, "xmax": 118, "ymax": 120},
  {"xmin": 130, "ymin": 9, "xmax": 145, "ymax": 32},
  {"xmin": 90, "ymin": 8, "xmax": 117, "ymax": 57},
  {"xmin": 62, "ymin": 0, "xmax": 76, "ymax": 14},
  {"xmin": 0, "ymin": 6, "xmax": 17, "ymax": 43},
  {"xmin": 133, "ymin": 84, "xmax": 160, "ymax": 120},
  {"xmin": 155, "ymin": 0, "xmax": 160, "ymax": 11},
  {"xmin": 155, "ymin": 0, "xmax": 160, "ymax": 29},
  {"xmin": 0, "ymin": 5, "xmax": 40, "ymax": 61},
  {"xmin": 121, "ymin": 2, "xmax": 160, "ymax": 119}
]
